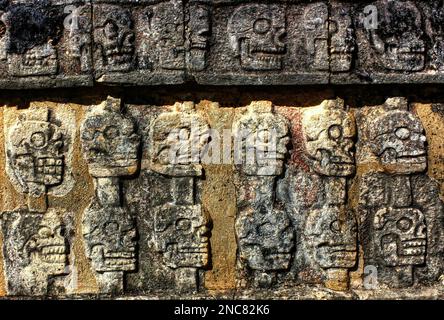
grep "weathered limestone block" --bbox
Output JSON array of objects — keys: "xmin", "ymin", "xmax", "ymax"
[
  {"xmin": 233, "ymin": 101, "xmax": 294, "ymax": 288},
  {"xmin": 92, "ymin": 0, "xmax": 187, "ymax": 84},
  {"xmin": 0, "ymin": 0, "xmax": 93, "ymax": 89},
  {"xmin": 121, "ymin": 102, "xmax": 211, "ymax": 293},
  {"xmin": 81, "ymin": 96, "xmax": 140, "ymax": 294},
  {"xmin": 277, "ymin": 99, "xmax": 358, "ymax": 291},
  {"xmin": 357, "ymin": 97, "xmax": 444, "ymax": 288},
  {"xmin": 1, "ymin": 105, "xmax": 76, "ymax": 295}
]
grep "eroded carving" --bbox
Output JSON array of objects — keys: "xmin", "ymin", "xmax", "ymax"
[
  {"xmin": 233, "ymin": 102, "xmax": 294, "ymax": 288},
  {"xmin": 149, "ymin": 102, "xmax": 211, "ymax": 292},
  {"xmin": 228, "ymin": 4, "xmax": 286, "ymax": 71},
  {"xmin": 185, "ymin": 1, "xmax": 211, "ymax": 71},
  {"xmin": 81, "ymin": 96, "xmax": 140, "ymax": 294},
  {"xmin": 367, "ymin": 0, "xmax": 425, "ymax": 72},
  {"xmin": 148, "ymin": 0, "xmax": 185, "ymax": 70},
  {"xmin": 93, "ymin": 5, "xmax": 135, "ymax": 73},
  {"xmin": 1, "ymin": 209, "xmax": 69, "ymax": 296},
  {"xmin": 359, "ymin": 97, "xmax": 444, "ymax": 288}
]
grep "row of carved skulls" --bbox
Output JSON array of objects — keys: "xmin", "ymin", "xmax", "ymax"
[
  {"xmin": 2, "ymin": 1, "xmax": 444, "ymax": 76},
  {"xmin": 3, "ymin": 95, "xmax": 431, "ymax": 292}
]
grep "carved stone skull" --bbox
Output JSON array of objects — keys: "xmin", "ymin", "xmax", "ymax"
[
  {"xmin": 304, "ymin": 3, "xmax": 329, "ymax": 71},
  {"xmin": 94, "ymin": 5, "xmax": 135, "ymax": 72},
  {"xmin": 25, "ymin": 210, "xmax": 68, "ymax": 273},
  {"xmin": 330, "ymin": 8, "xmax": 355, "ymax": 72},
  {"xmin": 302, "ymin": 100, "xmax": 356, "ymax": 177},
  {"xmin": 186, "ymin": 2, "xmax": 211, "ymax": 71},
  {"xmin": 0, "ymin": 3, "xmax": 62, "ymax": 76},
  {"xmin": 228, "ymin": 4, "xmax": 286, "ymax": 71},
  {"xmin": 150, "ymin": 102, "xmax": 210, "ymax": 177},
  {"xmin": 149, "ymin": 0, "xmax": 185, "ymax": 70},
  {"xmin": 306, "ymin": 205, "xmax": 357, "ymax": 270},
  {"xmin": 368, "ymin": 109, "xmax": 427, "ymax": 174},
  {"xmin": 81, "ymin": 97, "xmax": 140, "ymax": 177},
  {"xmin": 369, "ymin": 0, "xmax": 425, "ymax": 71},
  {"xmin": 236, "ymin": 207, "xmax": 294, "ymax": 272},
  {"xmin": 66, "ymin": 5, "xmax": 91, "ymax": 72},
  {"xmin": 233, "ymin": 102, "xmax": 289, "ymax": 176},
  {"xmin": 8, "ymin": 107, "xmax": 64, "ymax": 197},
  {"xmin": 83, "ymin": 206, "xmax": 137, "ymax": 273},
  {"xmin": 374, "ymin": 207, "xmax": 427, "ymax": 267},
  {"xmin": 153, "ymin": 203, "xmax": 210, "ymax": 269}
]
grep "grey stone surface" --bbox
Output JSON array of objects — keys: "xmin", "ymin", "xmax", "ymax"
[
  {"xmin": 4, "ymin": 1, "xmax": 444, "ymax": 87},
  {"xmin": 80, "ymin": 96, "xmax": 140, "ymax": 293},
  {"xmin": 0, "ymin": 0, "xmax": 93, "ymax": 89},
  {"xmin": 357, "ymin": 98, "xmax": 444, "ymax": 288},
  {"xmin": 233, "ymin": 102, "xmax": 294, "ymax": 289}
]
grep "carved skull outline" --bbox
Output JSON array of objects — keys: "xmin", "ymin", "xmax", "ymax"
[
  {"xmin": 304, "ymin": 3, "xmax": 329, "ymax": 71},
  {"xmin": 94, "ymin": 5, "xmax": 135, "ymax": 72},
  {"xmin": 302, "ymin": 100, "xmax": 356, "ymax": 177},
  {"xmin": 306, "ymin": 205, "xmax": 357, "ymax": 270},
  {"xmin": 330, "ymin": 8, "xmax": 355, "ymax": 72},
  {"xmin": 368, "ymin": 109, "xmax": 427, "ymax": 174},
  {"xmin": 83, "ymin": 206, "xmax": 137, "ymax": 273},
  {"xmin": 236, "ymin": 207, "xmax": 294, "ymax": 272},
  {"xmin": 81, "ymin": 97, "xmax": 140, "ymax": 177},
  {"xmin": 149, "ymin": 0, "xmax": 185, "ymax": 70},
  {"xmin": 228, "ymin": 4, "xmax": 286, "ymax": 71},
  {"xmin": 186, "ymin": 2, "xmax": 211, "ymax": 71},
  {"xmin": 153, "ymin": 203, "xmax": 211, "ymax": 269},
  {"xmin": 374, "ymin": 207, "xmax": 427, "ymax": 267},
  {"xmin": 233, "ymin": 102, "xmax": 290, "ymax": 176},
  {"xmin": 369, "ymin": 0, "xmax": 425, "ymax": 72},
  {"xmin": 150, "ymin": 102, "xmax": 210, "ymax": 177},
  {"xmin": 25, "ymin": 210, "xmax": 68, "ymax": 274},
  {"xmin": 8, "ymin": 108, "xmax": 64, "ymax": 197},
  {"xmin": 66, "ymin": 4, "xmax": 92, "ymax": 72}
]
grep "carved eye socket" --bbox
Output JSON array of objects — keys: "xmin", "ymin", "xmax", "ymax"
[
  {"xmin": 328, "ymin": 124, "xmax": 343, "ymax": 140},
  {"xmin": 30, "ymin": 132, "xmax": 46, "ymax": 148},
  {"xmin": 397, "ymin": 217, "xmax": 413, "ymax": 232},
  {"xmin": 38, "ymin": 227, "xmax": 52, "ymax": 238},
  {"xmin": 178, "ymin": 128, "xmax": 190, "ymax": 141},
  {"xmin": 104, "ymin": 21, "xmax": 118, "ymax": 39},
  {"xmin": 176, "ymin": 218, "xmax": 191, "ymax": 232},
  {"xmin": 395, "ymin": 127, "xmax": 410, "ymax": 140},
  {"xmin": 330, "ymin": 219, "xmax": 341, "ymax": 233},
  {"xmin": 254, "ymin": 18, "xmax": 271, "ymax": 34},
  {"xmin": 104, "ymin": 126, "xmax": 120, "ymax": 139}
]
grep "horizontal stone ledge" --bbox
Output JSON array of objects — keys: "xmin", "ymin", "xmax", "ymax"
[{"xmin": 1, "ymin": 0, "xmax": 444, "ymax": 88}]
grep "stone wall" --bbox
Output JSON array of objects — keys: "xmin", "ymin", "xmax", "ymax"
[{"xmin": 0, "ymin": 0, "xmax": 443, "ymax": 299}]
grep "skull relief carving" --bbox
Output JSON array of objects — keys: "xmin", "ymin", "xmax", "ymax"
[
  {"xmin": 94, "ymin": 5, "xmax": 135, "ymax": 72},
  {"xmin": 150, "ymin": 102, "xmax": 210, "ymax": 177},
  {"xmin": 368, "ymin": 0, "xmax": 425, "ymax": 71},
  {"xmin": 236, "ymin": 207, "xmax": 294, "ymax": 272},
  {"xmin": 374, "ymin": 207, "xmax": 427, "ymax": 267},
  {"xmin": 306, "ymin": 206, "xmax": 357, "ymax": 270},
  {"xmin": 83, "ymin": 206, "xmax": 137, "ymax": 273},
  {"xmin": 186, "ymin": 2, "xmax": 211, "ymax": 71},
  {"xmin": 153, "ymin": 204, "xmax": 210, "ymax": 269},
  {"xmin": 8, "ymin": 107, "xmax": 64, "ymax": 197},
  {"xmin": 81, "ymin": 96, "xmax": 140, "ymax": 177},
  {"xmin": 233, "ymin": 102, "xmax": 290, "ymax": 176},
  {"xmin": 304, "ymin": 3, "xmax": 329, "ymax": 71},
  {"xmin": 368, "ymin": 109, "xmax": 427, "ymax": 174},
  {"xmin": 302, "ymin": 100, "xmax": 356, "ymax": 177},
  {"xmin": 228, "ymin": 4, "xmax": 286, "ymax": 71},
  {"xmin": 149, "ymin": 0, "xmax": 185, "ymax": 70},
  {"xmin": 25, "ymin": 210, "xmax": 67, "ymax": 273}
]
